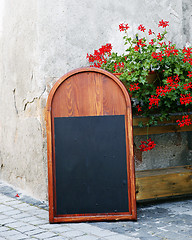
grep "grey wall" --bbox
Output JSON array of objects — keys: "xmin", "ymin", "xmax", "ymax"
[
  {"xmin": 0, "ymin": 0, "xmax": 191, "ymax": 200},
  {"xmin": 134, "ymin": 132, "xmax": 192, "ymax": 171}
]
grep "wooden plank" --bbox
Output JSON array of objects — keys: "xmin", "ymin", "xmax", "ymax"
[
  {"xmin": 133, "ymin": 124, "xmax": 192, "ymax": 135},
  {"xmin": 136, "ymin": 165, "xmax": 192, "ymax": 200},
  {"xmin": 133, "ymin": 114, "xmax": 192, "ymax": 126},
  {"xmin": 136, "ymin": 165, "xmax": 192, "ymax": 177},
  {"xmin": 133, "ymin": 114, "xmax": 192, "ymax": 135}
]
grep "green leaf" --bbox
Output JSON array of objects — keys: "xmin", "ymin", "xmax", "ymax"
[{"xmin": 138, "ymin": 121, "xmax": 144, "ymax": 128}]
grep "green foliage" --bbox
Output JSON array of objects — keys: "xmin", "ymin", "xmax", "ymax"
[{"xmin": 87, "ymin": 21, "xmax": 192, "ymax": 127}]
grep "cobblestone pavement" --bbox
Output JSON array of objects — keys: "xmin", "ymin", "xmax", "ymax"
[{"xmin": 0, "ymin": 181, "xmax": 192, "ymax": 240}]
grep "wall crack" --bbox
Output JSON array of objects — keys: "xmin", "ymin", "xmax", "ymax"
[
  {"xmin": 23, "ymin": 87, "xmax": 46, "ymax": 111},
  {"xmin": 13, "ymin": 89, "xmax": 18, "ymax": 115}
]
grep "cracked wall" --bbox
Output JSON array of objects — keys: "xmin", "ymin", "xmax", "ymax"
[
  {"xmin": 0, "ymin": 0, "xmax": 48, "ymax": 200},
  {"xmin": 0, "ymin": 0, "xmax": 191, "ymax": 200}
]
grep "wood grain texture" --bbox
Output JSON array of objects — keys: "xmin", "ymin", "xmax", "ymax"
[
  {"xmin": 46, "ymin": 67, "xmax": 136, "ymax": 223},
  {"xmin": 136, "ymin": 165, "xmax": 192, "ymax": 200},
  {"xmin": 133, "ymin": 114, "xmax": 192, "ymax": 126},
  {"xmin": 133, "ymin": 124, "xmax": 192, "ymax": 136},
  {"xmin": 133, "ymin": 114, "xmax": 192, "ymax": 135}
]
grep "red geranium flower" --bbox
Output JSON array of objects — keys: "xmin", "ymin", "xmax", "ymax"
[
  {"xmin": 180, "ymin": 93, "xmax": 192, "ymax": 105},
  {"xmin": 149, "ymin": 95, "xmax": 160, "ymax": 109},
  {"xmin": 148, "ymin": 29, "xmax": 152, "ymax": 35},
  {"xmin": 156, "ymin": 85, "xmax": 171, "ymax": 96},
  {"xmin": 187, "ymin": 71, "xmax": 192, "ymax": 78},
  {"xmin": 119, "ymin": 23, "xmax": 129, "ymax": 32},
  {"xmin": 183, "ymin": 82, "xmax": 192, "ymax": 90},
  {"xmin": 139, "ymin": 138, "xmax": 156, "ymax": 152},
  {"xmin": 151, "ymin": 52, "xmax": 163, "ymax": 61},
  {"xmin": 157, "ymin": 33, "xmax": 162, "ymax": 40},
  {"xmin": 129, "ymin": 83, "xmax": 140, "ymax": 91},
  {"xmin": 86, "ymin": 43, "xmax": 112, "ymax": 68},
  {"xmin": 176, "ymin": 115, "xmax": 192, "ymax": 127},
  {"xmin": 138, "ymin": 24, "xmax": 146, "ymax": 32},
  {"xmin": 164, "ymin": 46, "xmax": 178, "ymax": 57},
  {"xmin": 134, "ymin": 45, "xmax": 139, "ymax": 51},
  {"xmin": 158, "ymin": 19, "xmax": 169, "ymax": 28},
  {"xmin": 149, "ymin": 39, "xmax": 155, "ymax": 45},
  {"xmin": 136, "ymin": 105, "xmax": 142, "ymax": 112},
  {"xmin": 114, "ymin": 62, "xmax": 125, "ymax": 71},
  {"xmin": 137, "ymin": 38, "xmax": 146, "ymax": 47}
]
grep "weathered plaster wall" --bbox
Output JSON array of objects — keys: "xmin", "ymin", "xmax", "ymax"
[
  {"xmin": 182, "ymin": 0, "xmax": 192, "ymax": 45},
  {"xmin": 37, "ymin": 0, "xmax": 186, "ymax": 78},
  {"xmin": 0, "ymin": 0, "xmax": 47, "ymax": 199},
  {"xmin": 0, "ymin": 0, "xmax": 191, "ymax": 200}
]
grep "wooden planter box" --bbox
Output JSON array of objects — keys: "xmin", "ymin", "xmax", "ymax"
[
  {"xmin": 133, "ymin": 113, "xmax": 192, "ymax": 136},
  {"xmin": 113, "ymin": 72, "xmax": 192, "ymax": 201},
  {"xmin": 136, "ymin": 165, "xmax": 192, "ymax": 201},
  {"xmin": 133, "ymin": 113, "xmax": 192, "ymax": 201}
]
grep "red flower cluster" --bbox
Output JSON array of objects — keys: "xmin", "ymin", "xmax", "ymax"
[
  {"xmin": 151, "ymin": 51, "xmax": 163, "ymax": 61},
  {"xmin": 180, "ymin": 93, "xmax": 192, "ymax": 105},
  {"xmin": 150, "ymin": 74, "xmax": 191, "ymax": 110},
  {"xmin": 155, "ymin": 75, "xmax": 180, "ymax": 97},
  {"xmin": 139, "ymin": 138, "xmax": 156, "ymax": 152},
  {"xmin": 136, "ymin": 105, "xmax": 142, "ymax": 112},
  {"xmin": 148, "ymin": 29, "xmax": 152, "ymax": 35},
  {"xmin": 152, "ymin": 46, "xmax": 179, "ymax": 61},
  {"xmin": 129, "ymin": 83, "xmax": 140, "ymax": 91},
  {"xmin": 167, "ymin": 75, "xmax": 179, "ymax": 83},
  {"xmin": 137, "ymin": 38, "xmax": 146, "ymax": 47},
  {"xmin": 183, "ymin": 47, "xmax": 192, "ymax": 56},
  {"xmin": 86, "ymin": 43, "xmax": 112, "ymax": 68},
  {"xmin": 149, "ymin": 39, "xmax": 155, "ymax": 46},
  {"xmin": 138, "ymin": 24, "xmax": 146, "ymax": 32},
  {"xmin": 187, "ymin": 71, "xmax": 192, "ymax": 78},
  {"xmin": 134, "ymin": 45, "xmax": 139, "ymax": 51},
  {"xmin": 119, "ymin": 23, "xmax": 129, "ymax": 32},
  {"xmin": 159, "ymin": 42, "xmax": 166, "ymax": 47},
  {"xmin": 183, "ymin": 82, "xmax": 192, "ymax": 90},
  {"xmin": 114, "ymin": 62, "xmax": 124, "ymax": 71},
  {"xmin": 164, "ymin": 46, "xmax": 179, "ymax": 57},
  {"xmin": 149, "ymin": 95, "xmax": 160, "ymax": 109},
  {"xmin": 166, "ymin": 75, "xmax": 180, "ymax": 89},
  {"xmin": 176, "ymin": 115, "xmax": 192, "ymax": 127},
  {"xmin": 156, "ymin": 85, "xmax": 172, "ymax": 96},
  {"xmin": 157, "ymin": 33, "xmax": 162, "ymax": 40},
  {"xmin": 158, "ymin": 19, "xmax": 169, "ymax": 28},
  {"xmin": 182, "ymin": 47, "xmax": 192, "ymax": 65}
]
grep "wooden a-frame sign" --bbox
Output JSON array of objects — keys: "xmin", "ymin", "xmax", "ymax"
[{"xmin": 46, "ymin": 67, "xmax": 137, "ymax": 223}]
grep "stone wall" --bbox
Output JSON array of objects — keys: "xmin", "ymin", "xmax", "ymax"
[
  {"xmin": 0, "ymin": 0, "xmax": 191, "ymax": 200},
  {"xmin": 134, "ymin": 132, "xmax": 192, "ymax": 171}
]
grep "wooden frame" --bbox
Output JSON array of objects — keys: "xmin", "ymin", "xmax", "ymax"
[{"xmin": 46, "ymin": 67, "xmax": 137, "ymax": 223}]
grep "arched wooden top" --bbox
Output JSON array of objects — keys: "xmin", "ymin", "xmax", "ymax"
[{"xmin": 46, "ymin": 67, "xmax": 132, "ymax": 115}]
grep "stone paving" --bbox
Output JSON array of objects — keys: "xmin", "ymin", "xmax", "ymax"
[{"xmin": 0, "ymin": 180, "xmax": 192, "ymax": 240}]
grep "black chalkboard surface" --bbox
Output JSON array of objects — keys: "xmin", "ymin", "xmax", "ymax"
[{"xmin": 54, "ymin": 115, "xmax": 129, "ymax": 215}]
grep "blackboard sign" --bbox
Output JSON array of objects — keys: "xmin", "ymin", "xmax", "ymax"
[
  {"xmin": 46, "ymin": 67, "xmax": 137, "ymax": 223},
  {"xmin": 54, "ymin": 115, "xmax": 128, "ymax": 215}
]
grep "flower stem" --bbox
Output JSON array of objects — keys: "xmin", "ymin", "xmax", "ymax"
[{"xmin": 147, "ymin": 125, "xmax": 149, "ymax": 139}]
